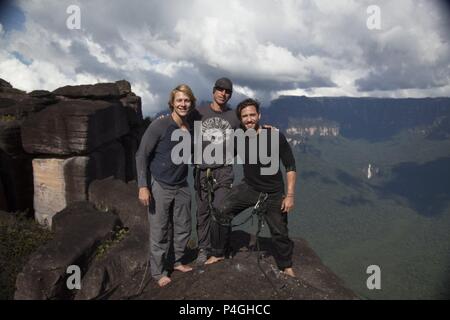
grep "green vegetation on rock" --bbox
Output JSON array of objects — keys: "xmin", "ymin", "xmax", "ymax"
[
  {"xmin": 0, "ymin": 212, "xmax": 53, "ymax": 300},
  {"xmin": 95, "ymin": 226, "xmax": 129, "ymax": 259}
]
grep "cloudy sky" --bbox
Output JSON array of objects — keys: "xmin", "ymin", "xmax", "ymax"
[{"xmin": 0, "ymin": 0, "xmax": 449, "ymax": 116}]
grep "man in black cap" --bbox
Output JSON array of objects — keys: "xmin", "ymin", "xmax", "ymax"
[{"xmin": 190, "ymin": 77, "xmax": 241, "ymax": 264}]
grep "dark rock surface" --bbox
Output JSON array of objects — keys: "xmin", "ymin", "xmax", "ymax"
[
  {"xmin": 13, "ymin": 177, "xmax": 358, "ymax": 300},
  {"xmin": 115, "ymin": 80, "xmax": 132, "ymax": 96},
  {"xmin": 64, "ymin": 142, "xmax": 126, "ymax": 203},
  {"xmin": 28, "ymin": 90, "xmax": 53, "ymax": 98},
  {"xmin": 27, "ymin": 90, "xmax": 58, "ymax": 105},
  {"xmin": 0, "ymin": 120, "xmax": 24, "ymax": 156},
  {"xmin": 120, "ymin": 94, "xmax": 143, "ymax": 128},
  {"xmin": 0, "ymin": 151, "xmax": 33, "ymax": 212},
  {"xmin": 0, "ymin": 79, "xmax": 56, "ymax": 214},
  {"xmin": 14, "ymin": 201, "xmax": 120, "ymax": 300},
  {"xmin": 88, "ymin": 178, "xmax": 147, "ymax": 239},
  {"xmin": 0, "ymin": 79, "xmax": 13, "ymax": 89},
  {"xmin": 136, "ymin": 230, "xmax": 358, "ymax": 300},
  {"xmin": 0, "ymin": 92, "xmax": 52, "ymax": 120},
  {"xmin": 76, "ymin": 178, "xmax": 149, "ymax": 299},
  {"xmin": 0, "ymin": 78, "xmax": 144, "ymax": 215},
  {"xmin": 53, "ymin": 81, "xmax": 130, "ymax": 100},
  {"xmin": 82, "ymin": 179, "xmax": 357, "ymax": 300},
  {"xmin": 21, "ymin": 100, "xmax": 129, "ymax": 155},
  {"xmin": 0, "ymin": 85, "xmax": 25, "ymax": 95},
  {"xmin": 120, "ymin": 130, "xmax": 142, "ymax": 182},
  {"xmin": 0, "ymin": 179, "xmax": 7, "ymax": 211}
]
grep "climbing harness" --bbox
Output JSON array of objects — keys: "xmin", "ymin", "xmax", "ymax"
[
  {"xmin": 203, "ymin": 172, "xmax": 280, "ymax": 294},
  {"xmin": 205, "ymin": 169, "xmax": 266, "ymax": 230}
]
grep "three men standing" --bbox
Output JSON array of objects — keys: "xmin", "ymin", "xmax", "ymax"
[{"xmin": 136, "ymin": 79, "xmax": 297, "ymax": 288}]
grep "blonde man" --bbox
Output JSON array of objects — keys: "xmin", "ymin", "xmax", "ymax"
[{"xmin": 136, "ymin": 84, "xmax": 196, "ymax": 287}]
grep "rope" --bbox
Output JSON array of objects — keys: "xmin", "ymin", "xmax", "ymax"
[
  {"xmin": 204, "ymin": 173, "xmax": 280, "ymax": 294},
  {"xmin": 250, "ymin": 193, "xmax": 280, "ymax": 294},
  {"xmin": 206, "ymin": 175, "xmax": 279, "ymax": 294},
  {"xmin": 135, "ymin": 259, "xmax": 150, "ymax": 297}
]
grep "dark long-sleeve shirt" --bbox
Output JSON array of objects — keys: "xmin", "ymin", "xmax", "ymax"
[
  {"xmin": 241, "ymin": 128, "xmax": 296, "ymax": 193},
  {"xmin": 135, "ymin": 116, "xmax": 191, "ymax": 188}
]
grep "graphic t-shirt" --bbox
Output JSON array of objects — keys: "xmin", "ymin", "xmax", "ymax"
[{"xmin": 190, "ymin": 104, "xmax": 241, "ymax": 169}]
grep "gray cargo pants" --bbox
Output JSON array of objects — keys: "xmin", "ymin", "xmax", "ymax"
[{"xmin": 148, "ymin": 179, "xmax": 191, "ymax": 280}]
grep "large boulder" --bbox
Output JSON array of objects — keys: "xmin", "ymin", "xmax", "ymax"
[
  {"xmin": 75, "ymin": 178, "xmax": 149, "ymax": 299},
  {"xmin": 0, "ymin": 81, "xmax": 57, "ymax": 161},
  {"xmin": 0, "ymin": 90, "xmax": 54, "ymax": 120},
  {"xmin": 53, "ymin": 80, "xmax": 131, "ymax": 100},
  {"xmin": 0, "ymin": 84, "xmax": 56, "ymax": 213},
  {"xmin": 14, "ymin": 201, "xmax": 120, "ymax": 300},
  {"xmin": 33, "ymin": 142, "xmax": 126, "ymax": 228},
  {"xmin": 22, "ymin": 100, "xmax": 129, "ymax": 155}
]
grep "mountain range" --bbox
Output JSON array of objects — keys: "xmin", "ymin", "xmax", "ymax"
[{"xmin": 249, "ymin": 95, "xmax": 450, "ymax": 299}]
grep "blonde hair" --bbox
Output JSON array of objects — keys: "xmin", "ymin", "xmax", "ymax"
[{"xmin": 168, "ymin": 84, "xmax": 197, "ymax": 111}]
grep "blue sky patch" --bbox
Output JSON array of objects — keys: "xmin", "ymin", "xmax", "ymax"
[
  {"xmin": 0, "ymin": 1, "xmax": 26, "ymax": 33},
  {"xmin": 12, "ymin": 51, "xmax": 33, "ymax": 65}
]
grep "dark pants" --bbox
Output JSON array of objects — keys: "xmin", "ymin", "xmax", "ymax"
[
  {"xmin": 211, "ymin": 182, "xmax": 294, "ymax": 270},
  {"xmin": 194, "ymin": 165, "xmax": 234, "ymax": 252}
]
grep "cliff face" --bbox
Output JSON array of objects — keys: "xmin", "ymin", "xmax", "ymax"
[
  {"xmin": 262, "ymin": 96, "xmax": 450, "ymax": 141},
  {"xmin": 285, "ymin": 117, "xmax": 340, "ymax": 146},
  {"xmin": 286, "ymin": 126, "xmax": 339, "ymax": 137}
]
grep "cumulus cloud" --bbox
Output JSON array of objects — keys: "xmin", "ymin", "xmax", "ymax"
[{"xmin": 0, "ymin": 0, "xmax": 448, "ymax": 116}]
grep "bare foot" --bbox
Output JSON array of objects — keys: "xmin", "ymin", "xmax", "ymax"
[
  {"xmin": 204, "ymin": 256, "xmax": 225, "ymax": 265},
  {"xmin": 157, "ymin": 276, "xmax": 171, "ymax": 287},
  {"xmin": 282, "ymin": 267, "xmax": 296, "ymax": 278},
  {"xmin": 174, "ymin": 264, "xmax": 193, "ymax": 272}
]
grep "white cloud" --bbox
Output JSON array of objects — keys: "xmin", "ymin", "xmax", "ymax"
[
  {"xmin": 0, "ymin": 50, "xmax": 109, "ymax": 92},
  {"xmin": 83, "ymin": 36, "xmax": 119, "ymax": 69},
  {"xmin": 0, "ymin": 0, "xmax": 448, "ymax": 116},
  {"xmin": 234, "ymin": 85, "xmax": 257, "ymax": 99}
]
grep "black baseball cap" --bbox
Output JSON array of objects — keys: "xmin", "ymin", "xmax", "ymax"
[{"xmin": 214, "ymin": 77, "xmax": 233, "ymax": 92}]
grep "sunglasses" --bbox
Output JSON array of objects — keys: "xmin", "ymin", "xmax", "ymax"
[{"xmin": 215, "ymin": 87, "xmax": 232, "ymax": 94}]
